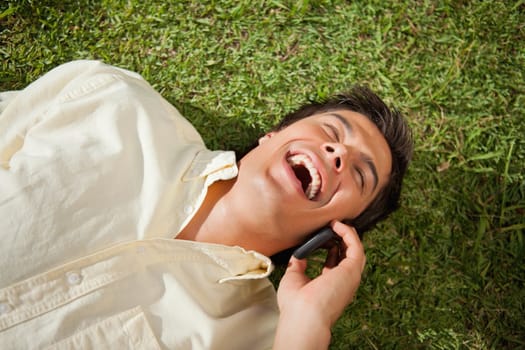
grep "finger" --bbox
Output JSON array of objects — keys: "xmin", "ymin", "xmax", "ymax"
[
  {"xmin": 330, "ymin": 220, "xmax": 366, "ymax": 272},
  {"xmin": 330, "ymin": 219, "xmax": 358, "ymax": 240}
]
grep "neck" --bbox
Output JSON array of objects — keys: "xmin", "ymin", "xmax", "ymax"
[
  {"xmin": 177, "ymin": 179, "xmax": 285, "ymax": 257},
  {"xmin": 177, "ymin": 179, "xmax": 233, "ymax": 244}
]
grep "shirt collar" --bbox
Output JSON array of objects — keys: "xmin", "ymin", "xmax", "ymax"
[{"xmin": 182, "ymin": 149, "xmax": 238, "ymax": 186}]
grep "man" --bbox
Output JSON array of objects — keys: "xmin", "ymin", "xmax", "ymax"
[{"xmin": 0, "ymin": 61, "xmax": 412, "ymax": 349}]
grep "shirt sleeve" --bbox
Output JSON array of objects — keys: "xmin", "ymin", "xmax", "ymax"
[
  {"xmin": 0, "ymin": 60, "xmax": 147, "ymax": 168},
  {"xmin": 0, "ymin": 91, "xmax": 19, "ymax": 115}
]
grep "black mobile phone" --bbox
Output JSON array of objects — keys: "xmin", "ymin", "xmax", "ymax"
[{"xmin": 292, "ymin": 227, "xmax": 338, "ymax": 259}]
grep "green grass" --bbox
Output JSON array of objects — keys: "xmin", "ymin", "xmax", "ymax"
[{"xmin": 1, "ymin": 0, "xmax": 524, "ymax": 348}]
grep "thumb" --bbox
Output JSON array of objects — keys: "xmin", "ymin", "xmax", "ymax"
[
  {"xmin": 277, "ymin": 257, "xmax": 310, "ymax": 306},
  {"xmin": 285, "ymin": 256, "xmax": 307, "ymax": 274},
  {"xmin": 280, "ymin": 257, "xmax": 309, "ymax": 288}
]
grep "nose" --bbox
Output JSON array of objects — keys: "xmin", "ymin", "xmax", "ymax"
[{"xmin": 323, "ymin": 142, "xmax": 348, "ymax": 172}]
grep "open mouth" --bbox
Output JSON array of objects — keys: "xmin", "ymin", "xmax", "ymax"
[{"xmin": 286, "ymin": 154, "xmax": 321, "ymax": 200}]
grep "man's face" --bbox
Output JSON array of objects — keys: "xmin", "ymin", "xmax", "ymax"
[{"xmin": 235, "ymin": 109, "xmax": 392, "ymax": 249}]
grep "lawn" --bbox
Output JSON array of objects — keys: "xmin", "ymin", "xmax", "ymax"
[{"xmin": 1, "ymin": 0, "xmax": 524, "ymax": 348}]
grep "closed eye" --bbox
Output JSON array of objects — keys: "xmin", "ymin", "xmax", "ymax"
[
  {"xmin": 324, "ymin": 123, "xmax": 340, "ymax": 142},
  {"xmin": 355, "ymin": 167, "xmax": 365, "ymax": 192}
]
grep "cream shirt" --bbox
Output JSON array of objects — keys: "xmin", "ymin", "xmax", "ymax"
[{"xmin": 0, "ymin": 61, "xmax": 278, "ymax": 349}]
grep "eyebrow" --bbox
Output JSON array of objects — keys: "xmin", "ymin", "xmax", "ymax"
[
  {"xmin": 328, "ymin": 112, "xmax": 379, "ymax": 192},
  {"xmin": 328, "ymin": 112, "xmax": 353, "ymax": 134}
]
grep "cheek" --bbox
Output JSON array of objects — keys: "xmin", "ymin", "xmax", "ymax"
[{"xmin": 333, "ymin": 187, "xmax": 369, "ymax": 220}]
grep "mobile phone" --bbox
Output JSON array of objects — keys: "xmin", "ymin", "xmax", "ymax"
[{"xmin": 292, "ymin": 227, "xmax": 338, "ymax": 259}]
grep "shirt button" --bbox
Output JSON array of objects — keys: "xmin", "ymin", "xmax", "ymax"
[
  {"xmin": 0, "ymin": 302, "xmax": 12, "ymax": 315},
  {"xmin": 184, "ymin": 205, "xmax": 193, "ymax": 215},
  {"xmin": 66, "ymin": 272, "xmax": 82, "ymax": 285}
]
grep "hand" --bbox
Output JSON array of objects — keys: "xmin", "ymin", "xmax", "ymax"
[{"xmin": 272, "ymin": 220, "xmax": 366, "ymax": 349}]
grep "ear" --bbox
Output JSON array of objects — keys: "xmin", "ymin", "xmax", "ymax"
[{"xmin": 258, "ymin": 131, "xmax": 276, "ymax": 145}]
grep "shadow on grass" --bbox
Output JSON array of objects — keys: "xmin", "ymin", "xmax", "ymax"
[{"xmin": 172, "ymin": 101, "xmax": 265, "ymax": 157}]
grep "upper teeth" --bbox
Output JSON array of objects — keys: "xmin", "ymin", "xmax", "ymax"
[{"xmin": 287, "ymin": 154, "xmax": 321, "ymax": 199}]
